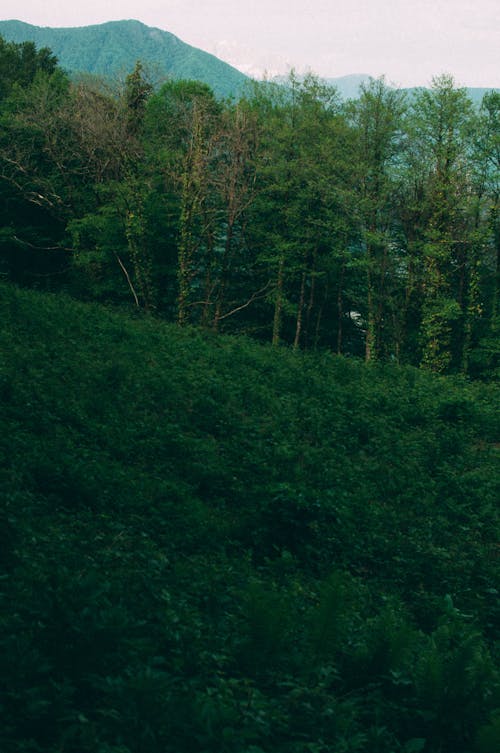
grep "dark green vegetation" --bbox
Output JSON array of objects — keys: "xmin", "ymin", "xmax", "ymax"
[
  {"xmin": 0, "ymin": 37, "xmax": 499, "ymax": 752},
  {"xmin": 0, "ymin": 20, "xmax": 249, "ymax": 98},
  {"xmin": 1, "ymin": 281, "xmax": 499, "ymax": 753}
]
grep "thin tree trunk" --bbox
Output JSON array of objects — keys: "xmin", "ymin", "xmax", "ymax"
[
  {"xmin": 177, "ymin": 108, "xmax": 204, "ymax": 326},
  {"xmin": 304, "ymin": 247, "xmax": 317, "ymax": 348},
  {"xmin": 314, "ymin": 280, "xmax": 329, "ymax": 350},
  {"xmin": 337, "ymin": 255, "xmax": 346, "ymax": 355},
  {"xmin": 375, "ymin": 242, "xmax": 389, "ymax": 358},
  {"xmin": 201, "ymin": 208, "xmax": 216, "ymax": 327},
  {"xmin": 272, "ymin": 253, "xmax": 285, "ymax": 346},
  {"xmin": 177, "ymin": 186, "xmax": 193, "ymax": 326},
  {"xmin": 213, "ymin": 221, "xmax": 234, "ymax": 331},
  {"xmin": 365, "ymin": 262, "xmax": 376, "ymax": 362},
  {"xmin": 293, "ymin": 268, "xmax": 307, "ymax": 349}
]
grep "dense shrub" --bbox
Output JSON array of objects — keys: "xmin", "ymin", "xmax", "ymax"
[{"xmin": 0, "ymin": 282, "xmax": 498, "ymax": 752}]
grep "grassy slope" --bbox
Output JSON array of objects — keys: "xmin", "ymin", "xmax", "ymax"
[{"xmin": 1, "ymin": 283, "xmax": 499, "ymax": 752}]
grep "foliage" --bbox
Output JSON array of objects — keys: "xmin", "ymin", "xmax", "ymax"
[
  {"xmin": 0, "ymin": 281, "xmax": 498, "ymax": 752},
  {"xmin": 0, "ymin": 38, "xmax": 499, "ymax": 379},
  {"xmin": 0, "ymin": 34, "xmax": 57, "ymax": 101}
]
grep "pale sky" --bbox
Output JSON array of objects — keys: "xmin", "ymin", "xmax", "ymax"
[{"xmin": 0, "ymin": 0, "xmax": 499, "ymax": 87}]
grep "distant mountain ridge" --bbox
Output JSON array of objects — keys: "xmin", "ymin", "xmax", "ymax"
[
  {"xmin": 0, "ymin": 20, "xmax": 497, "ymax": 104},
  {"xmin": 271, "ymin": 73, "xmax": 373, "ymax": 100},
  {"xmin": 0, "ymin": 19, "xmax": 249, "ymax": 98},
  {"xmin": 274, "ymin": 73, "xmax": 498, "ymax": 104}
]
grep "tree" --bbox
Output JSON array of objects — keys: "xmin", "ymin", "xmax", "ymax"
[
  {"xmin": 124, "ymin": 60, "xmax": 153, "ymax": 136},
  {"xmin": 0, "ymin": 49, "xmax": 71, "ymax": 286},
  {"xmin": 247, "ymin": 74, "xmax": 352, "ymax": 347},
  {"xmin": 66, "ymin": 68, "xmax": 158, "ymax": 310},
  {"xmin": 408, "ymin": 75, "xmax": 479, "ymax": 372},
  {"xmin": 205, "ymin": 101, "xmax": 260, "ymax": 330},
  {"xmin": 466, "ymin": 90, "xmax": 500, "ymax": 378},
  {"xmin": 348, "ymin": 77, "xmax": 407, "ymax": 362},
  {"xmin": 0, "ymin": 35, "xmax": 57, "ymax": 102}
]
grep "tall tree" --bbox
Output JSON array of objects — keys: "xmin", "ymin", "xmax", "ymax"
[
  {"xmin": 0, "ymin": 47, "xmax": 71, "ymax": 285},
  {"xmin": 348, "ymin": 77, "xmax": 407, "ymax": 362},
  {"xmin": 408, "ymin": 75, "xmax": 478, "ymax": 372},
  {"xmin": 248, "ymin": 74, "xmax": 350, "ymax": 347},
  {"xmin": 0, "ymin": 36, "xmax": 57, "ymax": 102},
  {"xmin": 207, "ymin": 101, "xmax": 259, "ymax": 330},
  {"xmin": 467, "ymin": 90, "xmax": 500, "ymax": 377}
]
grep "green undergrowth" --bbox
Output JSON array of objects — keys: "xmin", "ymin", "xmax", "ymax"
[{"xmin": 1, "ymin": 282, "xmax": 499, "ymax": 752}]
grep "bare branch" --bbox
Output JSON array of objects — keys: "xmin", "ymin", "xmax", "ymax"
[
  {"xmin": 187, "ymin": 300, "xmax": 214, "ymax": 308},
  {"xmin": 13, "ymin": 235, "xmax": 74, "ymax": 252},
  {"xmin": 115, "ymin": 253, "xmax": 140, "ymax": 307},
  {"xmin": 217, "ymin": 282, "xmax": 273, "ymax": 321}
]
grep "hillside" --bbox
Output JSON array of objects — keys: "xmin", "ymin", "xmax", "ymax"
[
  {"xmin": 0, "ymin": 282, "xmax": 499, "ymax": 752},
  {"xmin": 0, "ymin": 19, "xmax": 249, "ymax": 98}
]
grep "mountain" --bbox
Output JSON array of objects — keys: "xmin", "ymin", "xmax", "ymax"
[
  {"xmin": 273, "ymin": 72, "xmax": 498, "ymax": 104},
  {"xmin": 206, "ymin": 39, "xmax": 295, "ymax": 80},
  {"xmin": 0, "ymin": 19, "xmax": 249, "ymax": 98},
  {"xmin": 401, "ymin": 85, "xmax": 499, "ymax": 106},
  {"xmin": 270, "ymin": 73, "xmax": 372, "ymax": 99},
  {"xmin": 0, "ymin": 19, "xmax": 497, "ymax": 103},
  {"xmin": 454, "ymin": 87, "xmax": 499, "ymax": 105},
  {"xmin": 321, "ymin": 74, "xmax": 372, "ymax": 99},
  {"xmin": 326, "ymin": 76, "xmax": 498, "ymax": 104}
]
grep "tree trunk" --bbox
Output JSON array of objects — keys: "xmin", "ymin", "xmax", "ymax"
[
  {"xmin": 293, "ymin": 267, "xmax": 307, "ymax": 349},
  {"xmin": 272, "ymin": 252, "xmax": 285, "ymax": 346},
  {"xmin": 213, "ymin": 221, "xmax": 235, "ymax": 331},
  {"xmin": 177, "ymin": 109, "xmax": 204, "ymax": 326},
  {"xmin": 336, "ymin": 254, "xmax": 346, "ymax": 355},
  {"xmin": 304, "ymin": 247, "xmax": 317, "ymax": 348},
  {"xmin": 365, "ymin": 258, "xmax": 376, "ymax": 362},
  {"xmin": 314, "ymin": 280, "xmax": 329, "ymax": 350}
]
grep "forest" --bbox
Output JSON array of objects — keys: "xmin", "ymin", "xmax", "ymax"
[
  {"xmin": 0, "ymin": 35, "xmax": 498, "ymax": 377},
  {"xmin": 0, "ymin": 36, "xmax": 499, "ymax": 753}
]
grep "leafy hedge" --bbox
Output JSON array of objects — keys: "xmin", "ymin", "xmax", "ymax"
[{"xmin": 0, "ymin": 283, "xmax": 499, "ymax": 752}]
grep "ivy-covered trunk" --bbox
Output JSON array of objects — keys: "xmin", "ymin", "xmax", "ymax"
[{"xmin": 177, "ymin": 106, "xmax": 206, "ymax": 326}]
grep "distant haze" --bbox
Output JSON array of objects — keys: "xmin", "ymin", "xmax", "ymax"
[{"xmin": 1, "ymin": 1, "xmax": 499, "ymax": 87}]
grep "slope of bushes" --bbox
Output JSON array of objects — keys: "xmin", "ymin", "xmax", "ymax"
[{"xmin": 0, "ymin": 282, "xmax": 499, "ymax": 752}]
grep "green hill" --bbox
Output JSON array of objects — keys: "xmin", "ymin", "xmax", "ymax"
[
  {"xmin": 0, "ymin": 19, "xmax": 249, "ymax": 98},
  {"xmin": 1, "ymin": 282, "xmax": 499, "ymax": 752}
]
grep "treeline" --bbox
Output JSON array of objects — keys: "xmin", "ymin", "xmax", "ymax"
[{"xmin": 0, "ymin": 37, "xmax": 498, "ymax": 376}]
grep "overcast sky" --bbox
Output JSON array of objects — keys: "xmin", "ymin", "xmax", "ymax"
[{"xmin": 0, "ymin": 1, "xmax": 498, "ymax": 86}]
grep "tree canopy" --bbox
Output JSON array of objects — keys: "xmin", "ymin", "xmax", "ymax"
[{"xmin": 1, "ymin": 43, "xmax": 498, "ymax": 377}]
